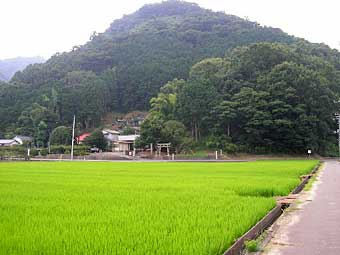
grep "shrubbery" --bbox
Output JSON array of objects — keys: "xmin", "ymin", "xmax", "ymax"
[
  {"xmin": 0, "ymin": 146, "xmax": 28, "ymax": 159},
  {"xmin": 204, "ymin": 135, "xmax": 243, "ymax": 154},
  {"xmin": 0, "ymin": 145, "xmax": 90, "ymax": 159},
  {"xmin": 83, "ymin": 130, "xmax": 107, "ymax": 150},
  {"xmin": 50, "ymin": 126, "xmax": 72, "ymax": 145},
  {"xmin": 49, "ymin": 145, "xmax": 90, "ymax": 156}
]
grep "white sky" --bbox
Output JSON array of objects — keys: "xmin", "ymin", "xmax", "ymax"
[{"xmin": 0, "ymin": 0, "xmax": 339, "ymax": 60}]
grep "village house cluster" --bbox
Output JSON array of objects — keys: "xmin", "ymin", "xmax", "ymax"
[
  {"xmin": 77, "ymin": 129, "xmax": 139, "ymax": 153},
  {"xmin": 0, "ymin": 112, "xmax": 146, "ymax": 154}
]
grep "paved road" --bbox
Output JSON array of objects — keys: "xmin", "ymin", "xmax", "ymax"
[{"xmin": 265, "ymin": 160, "xmax": 340, "ymax": 255}]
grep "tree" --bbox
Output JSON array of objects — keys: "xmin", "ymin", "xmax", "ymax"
[
  {"xmin": 259, "ymin": 61, "xmax": 337, "ymax": 153},
  {"xmin": 14, "ymin": 103, "xmax": 58, "ymax": 146},
  {"xmin": 100, "ymin": 68, "xmax": 119, "ymax": 110},
  {"xmin": 211, "ymin": 100, "xmax": 237, "ymax": 137},
  {"xmin": 50, "ymin": 126, "xmax": 72, "ymax": 145},
  {"xmin": 36, "ymin": 121, "xmax": 48, "ymax": 148},
  {"xmin": 121, "ymin": 126, "xmax": 135, "ymax": 135},
  {"xmin": 16, "ymin": 109, "xmax": 34, "ymax": 136},
  {"xmin": 141, "ymin": 42, "xmax": 340, "ymax": 155},
  {"xmin": 176, "ymin": 80, "xmax": 220, "ymax": 141},
  {"xmin": 231, "ymin": 87, "xmax": 273, "ymax": 151},
  {"xmin": 161, "ymin": 120, "xmax": 186, "ymax": 152},
  {"xmin": 138, "ymin": 114, "xmax": 164, "ymax": 147},
  {"xmin": 84, "ymin": 129, "xmax": 107, "ymax": 150},
  {"xmin": 150, "ymin": 93, "xmax": 177, "ymax": 120},
  {"xmin": 189, "ymin": 58, "xmax": 228, "ymax": 92},
  {"xmin": 30, "ymin": 103, "xmax": 58, "ymax": 134},
  {"xmin": 61, "ymin": 71, "xmax": 108, "ymax": 128}
]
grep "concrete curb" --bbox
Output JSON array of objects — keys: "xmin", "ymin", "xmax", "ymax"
[{"xmin": 223, "ymin": 205, "xmax": 283, "ymax": 255}]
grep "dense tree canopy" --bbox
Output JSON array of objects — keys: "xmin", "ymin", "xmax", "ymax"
[
  {"xmin": 83, "ymin": 129, "xmax": 107, "ymax": 150},
  {"xmin": 50, "ymin": 126, "xmax": 72, "ymax": 145},
  {"xmin": 141, "ymin": 43, "xmax": 340, "ymax": 155}
]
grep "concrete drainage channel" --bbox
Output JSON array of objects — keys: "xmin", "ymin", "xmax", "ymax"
[{"xmin": 222, "ymin": 163, "xmax": 322, "ymax": 255}]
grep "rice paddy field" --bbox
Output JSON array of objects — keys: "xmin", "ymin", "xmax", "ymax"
[{"xmin": 0, "ymin": 160, "xmax": 318, "ymax": 255}]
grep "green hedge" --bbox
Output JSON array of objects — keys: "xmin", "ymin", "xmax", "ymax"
[
  {"xmin": 49, "ymin": 145, "xmax": 90, "ymax": 156},
  {"xmin": 0, "ymin": 146, "xmax": 28, "ymax": 158},
  {"xmin": 0, "ymin": 145, "xmax": 90, "ymax": 159}
]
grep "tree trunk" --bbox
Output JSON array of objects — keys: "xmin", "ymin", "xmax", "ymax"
[
  {"xmin": 194, "ymin": 121, "xmax": 198, "ymax": 142},
  {"xmin": 191, "ymin": 121, "xmax": 195, "ymax": 138}
]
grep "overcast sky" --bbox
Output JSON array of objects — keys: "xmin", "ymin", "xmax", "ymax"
[{"xmin": 0, "ymin": 0, "xmax": 339, "ymax": 60}]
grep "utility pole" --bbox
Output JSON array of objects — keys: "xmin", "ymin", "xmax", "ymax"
[
  {"xmin": 71, "ymin": 115, "xmax": 76, "ymax": 161},
  {"xmin": 338, "ymin": 115, "xmax": 340, "ymax": 158}
]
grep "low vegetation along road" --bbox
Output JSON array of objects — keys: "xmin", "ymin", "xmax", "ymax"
[{"xmin": 263, "ymin": 160, "xmax": 340, "ymax": 255}]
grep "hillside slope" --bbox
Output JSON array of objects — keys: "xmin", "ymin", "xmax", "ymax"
[
  {"xmin": 12, "ymin": 1, "xmax": 295, "ymax": 110},
  {"xmin": 2, "ymin": 0, "xmax": 340, "ymax": 135}
]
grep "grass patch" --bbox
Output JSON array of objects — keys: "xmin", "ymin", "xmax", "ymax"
[
  {"xmin": 245, "ymin": 240, "xmax": 259, "ymax": 252},
  {"xmin": 0, "ymin": 160, "xmax": 318, "ymax": 254},
  {"xmin": 177, "ymin": 150, "xmax": 210, "ymax": 159},
  {"xmin": 304, "ymin": 163, "xmax": 322, "ymax": 191}
]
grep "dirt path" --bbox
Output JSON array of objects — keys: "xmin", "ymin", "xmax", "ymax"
[{"xmin": 262, "ymin": 160, "xmax": 340, "ymax": 255}]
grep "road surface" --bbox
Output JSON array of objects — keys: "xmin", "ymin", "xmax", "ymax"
[{"xmin": 263, "ymin": 160, "xmax": 340, "ymax": 255}]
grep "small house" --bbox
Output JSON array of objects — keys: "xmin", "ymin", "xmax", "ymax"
[
  {"xmin": 102, "ymin": 129, "xmax": 120, "ymax": 151},
  {"xmin": 118, "ymin": 135, "xmax": 140, "ymax": 152},
  {"xmin": 102, "ymin": 129, "xmax": 120, "ymax": 142},
  {"xmin": 13, "ymin": 135, "xmax": 33, "ymax": 145},
  {"xmin": 0, "ymin": 139, "xmax": 20, "ymax": 147},
  {"xmin": 76, "ymin": 133, "xmax": 91, "ymax": 144}
]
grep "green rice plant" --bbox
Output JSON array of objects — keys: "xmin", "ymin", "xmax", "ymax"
[{"xmin": 0, "ymin": 160, "xmax": 318, "ymax": 255}]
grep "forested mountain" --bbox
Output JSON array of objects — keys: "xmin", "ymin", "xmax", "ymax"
[
  {"xmin": 2, "ymin": 1, "xmax": 298, "ymax": 131},
  {"xmin": 0, "ymin": 56, "xmax": 45, "ymax": 81},
  {"xmin": 1, "ymin": 0, "xmax": 340, "ymax": 154}
]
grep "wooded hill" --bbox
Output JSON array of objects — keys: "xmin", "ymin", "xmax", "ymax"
[
  {"xmin": 138, "ymin": 43, "xmax": 340, "ymax": 155},
  {"xmin": 1, "ymin": 1, "xmax": 297, "ymax": 131},
  {"xmin": 1, "ymin": 0, "xmax": 340, "ymax": 155}
]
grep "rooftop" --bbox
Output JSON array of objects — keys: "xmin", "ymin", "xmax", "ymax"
[
  {"xmin": 118, "ymin": 135, "xmax": 140, "ymax": 141},
  {"xmin": 0, "ymin": 139, "xmax": 18, "ymax": 144}
]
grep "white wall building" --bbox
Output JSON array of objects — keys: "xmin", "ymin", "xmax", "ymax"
[
  {"xmin": 0, "ymin": 139, "xmax": 20, "ymax": 147},
  {"xmin": 118, "ymin": 135, "xmax": 140, "ymax": 152}
]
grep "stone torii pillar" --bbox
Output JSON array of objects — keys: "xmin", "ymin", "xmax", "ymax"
[{"xmin": 156, "ymin": 143, "xmax": 171, "ymax": 157}]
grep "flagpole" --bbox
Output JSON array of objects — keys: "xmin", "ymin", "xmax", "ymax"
[{"xmin": 71, "ymin": 115, "xmax": 76, "ymax": 160}]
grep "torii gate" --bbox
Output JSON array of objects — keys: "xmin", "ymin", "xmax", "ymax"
[{"xmin": 156, "ymin": 143, "xmax": 171, "ymax": 156}]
